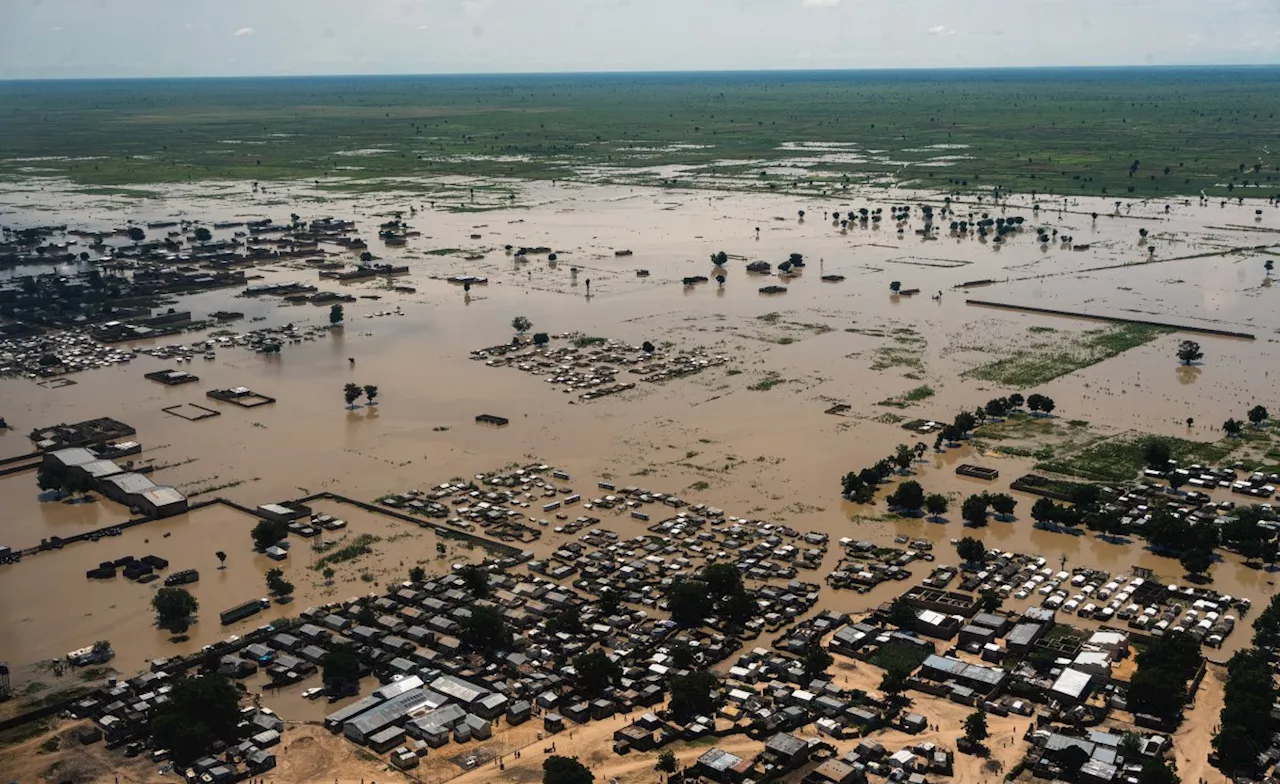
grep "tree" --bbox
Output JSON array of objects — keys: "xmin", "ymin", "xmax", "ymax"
[
  {"xmin": 1136, "ymin": 756, "xmax": 1181, "ymax": 784},
  {"xmin": 890, "ymin": 281, "xmax": 902, "ymax": 293},
  {"xmin": 265, "ymin": 567, "xmax": 294, "ymax": 598},
  {"xmin": 596, "ymin": 589, "xmax": 622, "ymax": 617},
  {"xmin": 989, "ymin": 493, "xmax": 1016, "ymax": 520},
  {"xmin": 667, "ymin": 580, "xmax": 714, "ymax": 627},
  {"xmin": 533, "ymin": 332, "xmax": 550, "ymax": 347},
  {"xmin": 329, "ymin": 303, "xmax": 344, "ymax": 325},
  {"xmin": 1177, "ymin": 340, "xmax": 1203, "ymax": 365},
  {"xmin": 36, "ymin": 464, "xmax": 65, "ymax": 493},
  {"xmin": 879, "ymin": 668, "xmax": 907, "ymax": 697},
  {"xmin": 711, "ymin": 251, "xmax": 728, "ymax": 266},
  {"xmin": 1007, "ymin": 393, "xmax": 1025, "ymax": 408},
  {"xmin": 641, "ymin": 340, "xmax": 656, "ymax": 354},
  {"xmin": 961, "ymin": 493, "xmax": 990, "ymax": 526},
  {"xmin": 149, "ymin": 674, "xmax": 240, "ymax": 766},
  {"xmin": 512, "ymin": 316, "xmax": 532, "ymax": 334},
  {"xmin": 1248, "ymin": 405, "xmax": 1269, "ymax": 427},
  {"xmin": 985, "ymin": 398, "xmax": 1008, "ymax": 418},
  {"xmin": 887, "ymin": 597, "xmax": 916, "ymax": 629},
  {"xmin": 321, "ymin": 643, "xmax": 361, "ymax": 694},
  {"xmin": 1056, "ymin": 746, "xmax": 1091, "ymax": 779},
  {"xmin": 152, "ymin": 587, "xmax": 199, "ymax": 634},
  {"xmin": 963, "ymin": 709, "xmax": 989, "ymax": 744},
  {"xmin": 360, "ymin": 251, "xmax": 374, "ymax": 263},
  {"xmin": 669, "ymin": 671, "xmax": 719, "ymax": 723},
  {"xmin": 459, "ymin": 605, "xmax": 509, "ymax": 655},
  {"xmin": 322, "ymin": 567, "xmax": 335, "ymax": 584},
  {"xmin": 362, "ymin": 384, "xmax": 378, "ymax": 405},
  {"xmin": 1143, "ymin": 439, "xmax": 1173, "ymax": 469},
  {"xmin": 670, "ymin": 642, "xmax": 696, "ymax": 670},
  {"xmin": 343, "ymin": 382, "xmax": 362, "ymax": 409},
  {"xmin": 408, "ymin": 565, "xmax": 426, "ymax": 582},
  {"xmin": 251, "ymin": 518, "xmax": 289, "ymax": 551},
  {"xmin": 215, "ymin": 551, "xmax": 227, "ymax": 570},
  {"xmin": 887, "ymin": 480, "xmax": 925, "ymax": 511},
  {"xmin": 980, "ymin": 589, "xmax": 1003, "ymax": 613},
  {"xmin": 1026, "ymin": 393, "xmax": 1046, "ymax": 413},
  {"xmin": 1128, "ymin": 632, "xmax": 1201, "ymax": 721},
  {"xmin": 656, "ymin": 750, "xmax": 678, "ymax": 773},
  {"xmin": 953, "ymin": 411, "xmax": 977, "ymax": 435},
  {"xmin": 802, "ymin": 641, "xmax": 834, "ymax": 680},
  {"xmin": 547, "ymin": 608, "xmax": 585, "ymax": 636},
  {"xmin": 356, "ymin": 604, "xmax": 377, "ymax": 627},
  {"xmin": 194, "ymin": 227, "xmax": 212, "ymax": 243},
  {"xmin": 127, "ymin": 226, "xmax": 146, "ymax": 243},
  {"xmin": 893, "ymin": 443, "xmax": 915, "ymax": 473},
  {"xmin": 924, "ymin": 494, "xmax": 948, "ymax": 521},
  {"xmin": 1179, "ymin": 547, "xmax": 1213, "ymax": 578},
  {"xmin": 544, "ymin": 755, "xmax": 594, "ymax": 784},
  {"xmin": 1213, "ymin": 648, "xmax": 1276, "ymax": 777},
  {"xmin": 1031, "ymin": 497, "xmax": 1058, "ymax": 525},
  {"xmin": 458, "ymin": 564, "xmax": 491, "ymax": 598},
  {"xmin": 1223, "ymin": 418, "xmax": 1244, "ymax": 437},
  {"xmin": 573, "ymin": 650, "xmax": 621, "ymax": 695},
  {"xmin": 955, "ymin": 537, "xmax": 986, "ymax": 564}
]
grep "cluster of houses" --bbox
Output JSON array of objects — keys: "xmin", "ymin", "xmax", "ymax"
[
  {"xmin": 472, "ymin": 336, "xmax": 728, "ymax": 398},
  {"xmin": 67, "ymin": 669, "xmax": 284, "ymax": 778},
  {"xmin": 135, "ymin": 320, "xmax": 340, "ymax": 363},
  {"xmin": 0, "ymin": 330, "xmax": 139, "ymax": 377},
  {"xmin": 827, "ymin": 537, "xmax": 929, "ymax": 591}
]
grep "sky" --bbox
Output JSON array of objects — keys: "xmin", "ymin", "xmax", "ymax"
[{"xmin": 2, "ymin": 0, "xmax": 1278, "ymax": 79}]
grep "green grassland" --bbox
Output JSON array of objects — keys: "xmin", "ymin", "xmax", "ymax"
[
  {"xmin": 962, "ymin": 323, "xmax": 1173, "ymax": 388},
  {"xmin": 1, "ymin": 69, "xmax": 1278, "ymax": 196},
  {"xmin": 1036, "ymin": 433, "xmax": 1237, "ymax": 483}
]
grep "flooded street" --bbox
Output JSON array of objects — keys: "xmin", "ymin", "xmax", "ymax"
[{"xmin": 2, "ymin": 178, "xmax": 1279, "ymax": 675}]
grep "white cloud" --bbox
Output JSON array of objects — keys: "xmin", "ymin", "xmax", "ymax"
[
  {"xmin": 233, "ymin": 27, "xmax": 254, "ymax": 37},
  {"xmin": 927, "ymin": 24, "xmax": 955, "ymax": 36},
  {"xmin": 801, "ymin": 0, "xmax": 840, "ymax": 7}
]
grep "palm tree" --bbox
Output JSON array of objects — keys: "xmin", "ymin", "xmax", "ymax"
[
  {"xmin": 344, "ymin": 382, "xmax": 362, "ymax": 409},
  {"xmin": 363, "ymin": 385, "xmax": 379, "ymax": 405}
]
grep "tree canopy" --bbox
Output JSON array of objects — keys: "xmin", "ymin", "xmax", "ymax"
[
  {"xmin": 152, "ymin": 587, "xmax": 198, "ymax": 634},
  {"xmin": 573, "ymin": 650, "xmax": 621, "ymax": 696},
  {"xmin": 543, "ymin": 755, "xmax": 594, "ymax": 784},
  {"xmin": 321, "ymin": 642, "xmax": 362, "ymax": 694},
  {"xmin": 669, "ymin": 671, "xmax": 720, "ymax": 723},
  {"xmin": 458, "ymin": 564, "xmax": 492, "ymax": 598},
  {"xmin": 459, "ymin": 605, "xmax": 509, "ymax": 655},
  {"xmin": 963, "ymin": 709, "xmax": 988, "ymax": 743},
  {"xmin": 251, "ymin": 518, "xmax": 290, "ymax": 551},
  {"xmin": 150, "ymin": 674, "xmax": 240, "ymax": 766},
  {"xmin": 956, "ymin": 537, "xmax": 986, "ymax": 564}
]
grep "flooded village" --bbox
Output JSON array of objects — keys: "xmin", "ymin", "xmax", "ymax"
[{"xmin": 2, "ymin": 171, "xmax": 1280, "ymax": 784}]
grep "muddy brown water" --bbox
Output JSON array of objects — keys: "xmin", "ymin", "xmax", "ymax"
[{"xmin": 2, "ymin": 179, "xmax": 1279, "ymax": 686}]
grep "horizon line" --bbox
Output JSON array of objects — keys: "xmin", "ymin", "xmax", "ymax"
[{"xmin": 3, "ymin": 62, "xmax": 1279, "ymax": 83}]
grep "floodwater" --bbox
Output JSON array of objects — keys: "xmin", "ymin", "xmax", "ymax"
[{"xmin": 2, "ymin": 177, "xmax": 1279, "ymax": 679}]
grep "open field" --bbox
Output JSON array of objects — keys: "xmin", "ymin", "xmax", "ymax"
[{"xmin": 2, "ymin": 68, "xmax": 1279, "ymax": 197}]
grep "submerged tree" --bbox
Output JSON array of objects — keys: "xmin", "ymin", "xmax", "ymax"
[
  {"xmin": 363, "ymin": 384, "xmax": 379, "ymax": 405},
  {"xmin": 343, "ymin": 382, "xmax": 362, "ymax": 409},
  {"xmin": 329, "ymin": 303, "xmax": 344, "ymax": 325},
  {"xmin": 152, "ymin": 587, "xmax": 199, "ymax": 635},
  {"xmin": 1177, "ymin": 340, "xmax": 1203, "ymax": 365},
  {"xmin": 512, "ymin": 316, "xmax": 533, "ymax": 334}
]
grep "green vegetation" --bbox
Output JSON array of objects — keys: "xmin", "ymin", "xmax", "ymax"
[
  {"xmin": 150, "ymin": 674, "xmax": 242, "ymax": 767},
  {"xmin": 1037, "ymin": 433, "xmax": 1237, "ymax": 482},
  {"xmin": 312, "ymin": 534, "xmax": 381, "ymax": 570},
  {"xmin": 1214, "ymin": 649, "xmax": 1278, "ymax": 777},
  {"xmin": 964, "ymin": 324, "xmax": 1172, "ymax": 388},
  {"xmin": 0, "ymin": 719, "xmax": 53, "ymax": 748},
  {"xmin": 747, "ymin": 372, "xmax": 786, "ymax": 391},
  {"xmin": 1126, "ymin": 632, "xmax": 1201, "ymax": 723},
  {"xmin": 877, "ymin": 385, "xmax": 935, "ymax": 409},
  {"xmin": 572, "ymin": 335, "xmax": 607, "ymax": 348},
  {"xmin": 152, "ymin": 587, "xmax": 198, "ymax": 634},
  {"xmin": 2, "ymin": 71, "xmax": 1274, "ymax": 198},
  {"xmin": 867, "ymin": 642, "xmax": 930, "ymax": 675}
]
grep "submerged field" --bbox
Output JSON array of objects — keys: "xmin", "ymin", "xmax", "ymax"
[{"xmin": 2, "ymin": 67, "xmax": 1278, "ymax": 197}]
